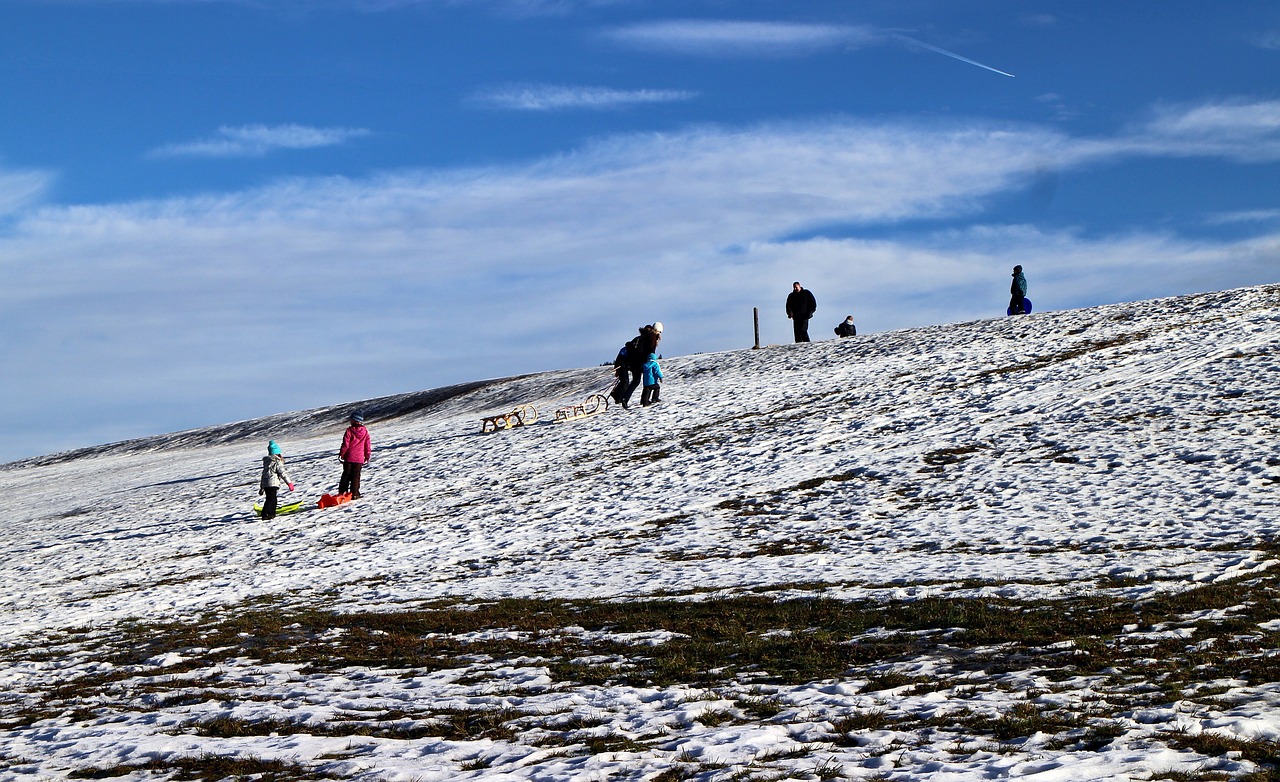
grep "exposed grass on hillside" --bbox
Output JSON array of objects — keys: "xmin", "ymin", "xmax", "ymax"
[
  {"xmin": 65, "ymin": 753, "xmax": 341, "ymax": 780},
  {"xmin": 5, "ymin": 548, "xmax": 1280, "ymax": 780}
]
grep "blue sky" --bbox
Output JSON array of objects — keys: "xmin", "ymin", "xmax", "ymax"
[{"xmin": 2, "ymin": 0, "xmax": 1278, "ymax": 462}]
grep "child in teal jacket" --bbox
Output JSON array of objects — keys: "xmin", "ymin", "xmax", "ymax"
[
  {"xmin": 258, "ymin": 440, "xmax": 295, "ymax": 519},
  {"xmin": 641, "ymin": 353, "xmax": 663, "ymax": 406}
]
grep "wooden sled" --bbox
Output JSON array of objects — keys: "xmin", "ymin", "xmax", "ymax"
[
  {"xmin": 481, "ymin": 404, "xmax": 538, "ymax": 433},
  {"xmin": 554, "ymin": 394, "xmax": 610, "ymax": 423}
]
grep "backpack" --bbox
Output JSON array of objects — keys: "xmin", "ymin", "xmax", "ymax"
[{"xmin": 616, "ymin": 334, "xmax": 645, "ymax": 366}]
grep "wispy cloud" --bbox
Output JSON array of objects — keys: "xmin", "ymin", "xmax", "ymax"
[
  {"xmin": 471, "ymin": 83, "xmax": 698, "ymax": 111},
  {"xmin": 1204, "ymin": 208, "xmax": 1280, "ymax": 226},
  {"xmin": 150, "ymin": 124, "xmax": 372, "ymax": 159},
  {"xmin": 1249, "ymin": 30, "xmax": 1280, "ymax": 50},
  {"xmin": 80, "ymin": 0, "xmax": 629, "ymax": 12},
  {"xmin": 603, "ymin": 20, "xmax": 881, "ymax": 57},
  {"xmin": 0, "ymin": 167, "xmax": 53, "ymax": 217},
  {"xmin": 1129, "ymin": 99, "xmax": 1280, "ymax": 162},
  {"xmin": 1034, "ymin": 93, "xmax": 1078, "ymax": 122},
  {"xmin": 603, "ymin": 19, "xmax": 1014, "ymax": 76},
  {"xmin": 1019, "ymin": 14, "xmax": 1059, "ymax": 28}
]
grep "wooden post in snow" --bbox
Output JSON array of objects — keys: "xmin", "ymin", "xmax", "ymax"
[{"xmin": 753, "ymin": 307, "xmax": 761, "ymax": 349}]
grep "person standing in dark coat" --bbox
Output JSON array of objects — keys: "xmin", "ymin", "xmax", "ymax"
[
  {"xmin": 786, "ymin": 282, "xmax": 817, "ymax": 342},
  {"xmin": 834, "ymin": 315, "xmax": 857, "ymax": 337},
  {"xmin": 1009, "ymin": 265, "xmax": 1028, "ymax": 315}
]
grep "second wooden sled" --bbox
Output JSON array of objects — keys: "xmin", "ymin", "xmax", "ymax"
[{"xmin": 554, "ymin": 394, "xmax": 610, "ymax": 423}]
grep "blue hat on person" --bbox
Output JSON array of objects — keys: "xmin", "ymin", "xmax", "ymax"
[
  {"xmin": 350, "ymin": 412, "xmax": 365, "ymax": 423},
  {"xmin": 267, "ymin": 440, "xmax": 281, "ymax": 455}
]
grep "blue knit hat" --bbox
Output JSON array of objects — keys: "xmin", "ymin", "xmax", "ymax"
[
  {"xmin": 350, "ymin": 412, "xmax": 365, "ymax": 423},
  {"xmin": 267, "ymin": 440, "xmax": 281, "ymax": 455}
]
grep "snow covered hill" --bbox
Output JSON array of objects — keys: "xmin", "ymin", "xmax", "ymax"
[{"xmin": 2, "ymin": 285, "xmax": 1279, "ymax": 781}]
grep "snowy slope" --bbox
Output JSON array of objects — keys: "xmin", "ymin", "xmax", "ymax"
[{"xmin": 2, "ymin": 284, "xmax": 1279, "ymax": 781}]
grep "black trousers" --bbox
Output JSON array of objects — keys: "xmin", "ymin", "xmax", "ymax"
[
  {"xmin": 261, "ymin": 486, "xmax": 279, "ymax": 519},
  {"xmin": 1009, "ymin": 294, "xmax": 1026, "ymax": 314},
  {"xmin": 613, "ymin": 364, "xmax": 643, "ymax": 405},
  {"xmin": 627, "ymin": 366, "xmax": 645, "ymax": 399},
  {"xmin": 792, "ymin": 317, "xmax": 811, "ymax": 342},
  {"xmin": 641, "ymin": 384, "xmax": 661, "ymax": 405},
  {"xmin": 611, "ymin": 366, "xmax": 634, "ymax": 404},
  {"xmin": 339, "ymin": 461, "xmax": 364, "ymax": 497}
]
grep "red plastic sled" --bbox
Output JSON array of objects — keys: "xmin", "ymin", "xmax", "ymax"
[{"xmin": 317, "ymin": 492, "xmax": 353, "ymax": 509}]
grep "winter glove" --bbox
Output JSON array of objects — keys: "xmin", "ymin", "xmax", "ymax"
[{"xmin": 287, "ymin": 483, "xmax": 295, "ymax": 492}]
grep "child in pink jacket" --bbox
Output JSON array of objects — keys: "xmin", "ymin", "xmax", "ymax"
[{"xmin": 338, "ymin": 413, "xmax": 371, "ymax": 498}]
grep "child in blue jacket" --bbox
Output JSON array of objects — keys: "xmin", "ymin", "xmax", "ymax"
[{"xmin": 640, "ymin": 353, "xmax": 663, "ymax": 406}]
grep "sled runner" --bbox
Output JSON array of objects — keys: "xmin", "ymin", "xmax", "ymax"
[
  {"xmin": 481, "ymin": 404, "xmax": 538, "ymax": 433},
  {"xmin": 554, "ymin": 394, "xmax": 610, "ymax": 423}
]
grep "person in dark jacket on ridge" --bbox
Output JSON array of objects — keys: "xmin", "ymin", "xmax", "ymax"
[
  {"xmin": 786, "ymin": 282, "xmax": 817, "ymax": 342},
  {"xmin": 834, "ymin": 315, "xmax": 857, "ymax": 337},
  {"xmin": 1009, "ymin": 265, "xmax": 1028, "ymax": 315}
]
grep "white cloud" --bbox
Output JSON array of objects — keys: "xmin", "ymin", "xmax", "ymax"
[
  {"xmin": 1127, "ymin": 99, "xmax": 1280, "ymax": 162},
  {"xmin": 604, "ymin": 19, "xmax": 1013, "ymax": 76},
  {"xmin": 1145, "ymin": 100, "xmax": 1280, "ymax": 137},
  {"xmin": 151, "ymin": 124, "xmax": 373, "ymax": 159},
  {"xmin": 471, "ymin": 84, "xmax": 698, "ymax": 111},
  {"xmin": 603, "ymin": 19, "xmax": 881, "ymax": 56},
  {"xmin": 82, "ymin": 0, "xmax": 630, "ymax": 12},
  {"xmin": 1203, "ymin": 208, "xmax": 1280, "ymax": 226}
]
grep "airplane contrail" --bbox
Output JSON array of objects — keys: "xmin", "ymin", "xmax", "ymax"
[{"xmin": 892, "ymin": 34, "xmax": 1016, "ymax": 78}]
